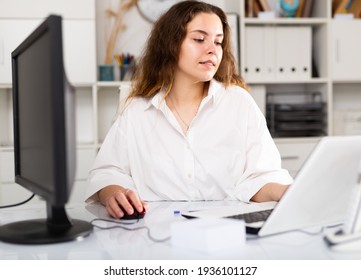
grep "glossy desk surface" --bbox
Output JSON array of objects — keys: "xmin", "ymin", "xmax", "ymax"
[{"xmin": 1, "ymin": 200, "xmax": 361, "ymax": 260}]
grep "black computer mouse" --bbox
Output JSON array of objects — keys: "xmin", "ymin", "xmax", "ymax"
[{"xmin": 120, "ymin": 208, "xmax": 146, "ymax": 220}]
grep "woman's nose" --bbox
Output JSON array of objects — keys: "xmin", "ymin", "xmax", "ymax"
[{"xmin": 206, "ymin": 40, "xmax": 217, "ymax": 54}]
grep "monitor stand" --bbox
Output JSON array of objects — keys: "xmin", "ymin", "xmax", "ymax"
[{"xmin": 0, "ymin": 203, "xmax": 93, "ymax": 244}]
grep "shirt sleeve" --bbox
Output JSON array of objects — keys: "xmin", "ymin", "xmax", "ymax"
[
  {"xmin": 234, "ymin": 96, "xmax": 294, "ymax": 202},
  {"xmin": 85, "ymin": 115, "xmax": 135, "ymax": 203}
]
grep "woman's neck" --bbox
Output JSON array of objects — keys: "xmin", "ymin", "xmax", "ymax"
[
  {"xmin": 169, "ymin": 80, "xmax": 208, "ymax": 106},
  {"xmin": 166, "ymin": 80, "xmax": 209, "ymax": 134}
]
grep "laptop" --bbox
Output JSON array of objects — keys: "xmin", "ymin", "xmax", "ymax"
[{"xmin": 182, "ymin": 135, "xmax": 361, "ymax": 237}]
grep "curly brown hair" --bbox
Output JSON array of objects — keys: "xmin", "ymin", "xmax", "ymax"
[{"xmin": 128, "ymin": 0, "xmax": 248, "ymax": 99}]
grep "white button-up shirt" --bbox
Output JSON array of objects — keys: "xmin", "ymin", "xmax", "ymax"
[{"xmin": 86, "ymin": 79, "xmax": 293, "ymax": 203}]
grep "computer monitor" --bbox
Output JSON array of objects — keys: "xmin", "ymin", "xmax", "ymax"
[{"xmin": 0, "ymin": 15, "xmax": 92, "ymax": 244}]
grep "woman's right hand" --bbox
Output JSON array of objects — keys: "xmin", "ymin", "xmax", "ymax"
[{"xmin": 97, "ymin": 185, "xmax": 148, "ymax": 219}]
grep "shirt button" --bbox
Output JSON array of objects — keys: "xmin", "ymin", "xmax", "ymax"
[{"xmin": 188, "ymin": 174, "xmax": 192, "ymax": 179}]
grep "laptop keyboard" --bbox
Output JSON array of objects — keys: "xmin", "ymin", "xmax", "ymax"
[{"xmin": 227, "ymin": 209, "xmax": 273, "ymax": 224}]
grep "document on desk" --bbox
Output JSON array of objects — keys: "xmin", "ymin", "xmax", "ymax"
[{"xmin": 181, "ymin": 201, "xmax": 276, "ymax": 219}]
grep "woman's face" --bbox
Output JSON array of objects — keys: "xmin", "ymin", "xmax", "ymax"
[{"xmin": 176, "ymin": 12, "xmax": 223, "ymax": 84}]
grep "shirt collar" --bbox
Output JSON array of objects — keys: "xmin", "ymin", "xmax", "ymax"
[
  {"xmin": 206, "ymin": 79, "xmax": 223, "ymax": 105},
  {"xmin": 145, "ymin": 79, "xmax": 224, "ymax": 111},
  {"xmin": 145, "ymin": 90, "xmax": 165, "ymax": 111}
]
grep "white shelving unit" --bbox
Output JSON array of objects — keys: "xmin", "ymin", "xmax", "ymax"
[
  {"xmin": 207, "ymin": 0, "xmax": 360, "ymax": 176},
  {"xmin": 238, "ymin": 0, "xmax": 332, "ymax": 176},
  {"xmin": 0, "ymin": 0, "xmax": 98, "ymax": 204},
  {"xmin": 331, "ymin": 19, "xmax": 361, "ymax": 137},
  {"xmin": 1, "ymin": 0, "xmax": 361, "ymax": 203}
]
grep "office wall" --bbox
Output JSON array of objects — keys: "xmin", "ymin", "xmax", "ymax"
[
  {"xmin": 95, "ymin": 0, "xmax": 151, "ymax": 66},
  {"xmin": 95, "ymin": 0, "xmax": 230, "ymax": 66}
]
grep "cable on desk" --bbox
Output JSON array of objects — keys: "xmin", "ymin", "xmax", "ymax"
[
  {"xmin": 296, "ymin": 223, "xmax": 343, "ymax": 236},
  {"xmin": 90, "ymin": 218, "xmax": 171, "ymax": 243},
  {"xmin": 246, "ymin": 224, "xmax": 344, "ymax": 240},
  {"xmin": 0, "ymin": 193, "xmax": 35, "ymax": 209}
]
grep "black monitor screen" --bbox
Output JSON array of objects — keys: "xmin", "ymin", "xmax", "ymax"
[
  {"xmin": 0, "ymin": 15, "xmax": 92, "ymax": 244},
  {"xmin": 17, "ymin": 28, "xmax": 55, "ymax": 194}
]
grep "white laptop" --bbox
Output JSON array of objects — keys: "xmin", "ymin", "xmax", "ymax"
[{"xmin": 182, "ymin": 135, "xmax": 361, "ymax": 237}]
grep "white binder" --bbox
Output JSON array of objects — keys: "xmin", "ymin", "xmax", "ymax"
[
  {"xmin": 275, "ymin": 26, "xmax": 312, "ymax": 81},
  {"xmin": 244, "ymin": 26, "xmax": 311, "ymax": 82},
  {"xmin": 296, "ymin": 26, "xmax": 312, "ymax": 79},
  {"xmin": 244, "ymin": 26, "xmax": 265, "ymax": 81},
  {"xmin": 263, "ymin": 26, "xmax": 276, "ymax": 81},
  {"xmin": 226, "ymin": 13, "xmax": 239, "ymax": 68}
]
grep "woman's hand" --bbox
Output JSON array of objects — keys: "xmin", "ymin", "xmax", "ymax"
[{"xmin": 98, "ymin": 185, "xmax": 148, "ymax": 219}]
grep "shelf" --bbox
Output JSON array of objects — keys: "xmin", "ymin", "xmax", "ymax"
[
  {"xmin": 71, "ymin": 83, "xmax": 94, "ymax": 88},
  {"xmin": 247, "ymin": 78, "xmax": 329, "ymax": 85},
  {"xmin": 0, "ymin": 84, "xmax": 12, "ymax": 89},
  {"xmin": 0, "ymin": 147, "xmax": 14, "ymax": 152},
  {"xmin": 96, "ymin": 81, "xmax": 131, "ymax": 87},
  {"xmin": 96, "ymin": 81, "xmax": 123, "ymax": 87},
  {"xmin": 274, "ymin": 137, "xmax": 321, "ymax": 144},
  {"xmin": 77, "ymin": 144, "xmax": 97, "ymax": 149},
  {"xmin": 331, "ymin": 18, "xmax": 361, "ymax": 22},
  {"xmin": 332, "ymin": 80, "xmax": 361, "ymax": 84},
  {"xmin": 244, "ymin": 18, "xmax": 328, "ymax": 25}
]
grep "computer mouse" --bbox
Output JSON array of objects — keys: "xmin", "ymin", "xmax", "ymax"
[{"xmin": 120, "ymin": 208, "xmax": 146, "ymax": 220}]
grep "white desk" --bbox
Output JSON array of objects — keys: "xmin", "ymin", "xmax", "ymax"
[{"xmin": 1, "ymin": 201, "xmax": 361, "ymax": 260}]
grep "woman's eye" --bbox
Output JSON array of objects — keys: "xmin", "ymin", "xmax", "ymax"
[{"xmin": 192, "ymin": 38, "xmax": 223, "ymax": 46}]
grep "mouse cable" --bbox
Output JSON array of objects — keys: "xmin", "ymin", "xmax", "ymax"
[
  {"xmin": 0, "ymin": 193, "xmax": 35, "ymax": 209},
  {"xmin": 90, "ymin": 218, "xmax": 171, "ymax": 243}
]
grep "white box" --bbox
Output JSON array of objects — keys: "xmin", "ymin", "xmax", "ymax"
[
  {"xmin": 171, "ymin": 218, "xmax": 246, "ymax": 253},
  {"xmin": 344, "ymin": 111, "xmax": 361, "ymax": 135},
  {"xmin": 333, "ymin": 110, "xmax": 361, "ymax": 135}
]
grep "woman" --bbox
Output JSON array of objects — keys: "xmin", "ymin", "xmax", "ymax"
[{"xmin": 86, "ymin": 1, "xmax": 293, "ymax": 219}]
